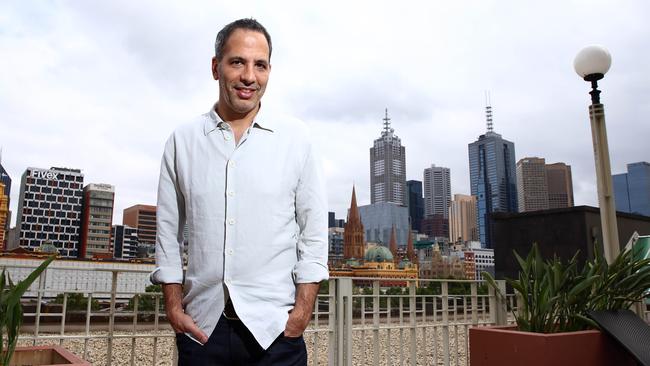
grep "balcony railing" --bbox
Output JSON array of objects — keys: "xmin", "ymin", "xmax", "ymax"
[{"xmin": 8, "ymin": 262, "xmax": 649, "ymax": 365}]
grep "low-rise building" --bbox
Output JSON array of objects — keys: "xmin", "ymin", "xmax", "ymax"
[{"xmin": 112, "ymin": 225, "xmax": 138, "ymax": 260}]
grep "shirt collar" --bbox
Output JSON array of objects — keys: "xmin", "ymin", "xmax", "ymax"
[{"xmin": 204, "ymin": 103, "xmax": 274, "ymax": 136}]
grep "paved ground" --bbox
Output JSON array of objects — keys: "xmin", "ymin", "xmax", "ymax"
[{"xmin": 18, "ymin": 322, "xmax": 472, "ymax": 366}]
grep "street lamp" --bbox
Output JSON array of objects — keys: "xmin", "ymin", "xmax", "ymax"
[{"xmin": 574, "ymin": 45, "xmax": 619, "ymax": 263}]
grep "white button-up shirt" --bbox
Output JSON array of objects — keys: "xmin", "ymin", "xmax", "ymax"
[{"xmin": 151, "ymin": 105, "xmax": 329, "ymax": 349}]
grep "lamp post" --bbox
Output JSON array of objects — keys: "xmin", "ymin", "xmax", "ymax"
[{"xmin": 574, "ymin": 45, "xmax": 619, "ymax": 263}]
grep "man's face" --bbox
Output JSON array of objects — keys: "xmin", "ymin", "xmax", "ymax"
[{"xmin": 212, "ymin": 29, "xmax": 271, "ymax": 119}]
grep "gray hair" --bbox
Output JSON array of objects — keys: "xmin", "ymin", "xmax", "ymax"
[{"xmin": 214, "ymin": 18, "xmax": 272, "ymax": 61}]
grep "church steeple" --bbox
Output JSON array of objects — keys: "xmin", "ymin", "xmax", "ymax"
[
  {"xmin": 406, "ymin": 227, "xmax": 416, "ymax": 264},
  {"xmin": 347, "ymin": 185, "xmax": 360, "ymax": 224},
  {"xmin": 389, "ymin": 225, "xmax": 398, "ymax": 263},
  {"xmin": 344, "ymin": 185, "xmax": 365, "ymax": 260}
]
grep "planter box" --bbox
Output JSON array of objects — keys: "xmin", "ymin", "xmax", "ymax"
[
  {"xmin": 469, "ymin": 325, "xmax": 636, "ymax": 366},
  {"xmin": 10, "ymin": 345, "xmax": 90, "ymax": 366}
]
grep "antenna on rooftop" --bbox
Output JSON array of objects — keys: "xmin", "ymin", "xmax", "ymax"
[
  {"xmin": 485, "ymin": 91, "xmax": 493, "ymax": 133},
  {"xmin": 383, "ymin": 108, "xmax": 392, "ymax": 133}
]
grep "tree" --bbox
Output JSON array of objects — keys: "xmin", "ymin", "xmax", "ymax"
[
  {"xmin": 318, "ymin": 280, "xmax": 329, "ymax": 294},
  {"xmin": 127, "ymin": 284, "xmax": 162, "ymax": 312},
  {"xmin": 52, "ymin": 292, "xmax": 100, "ymax": 311}
]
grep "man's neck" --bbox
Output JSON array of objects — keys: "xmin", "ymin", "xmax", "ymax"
[{"xmin": 215, "ymin": 103, "xmax": 260, "ymax": 144}]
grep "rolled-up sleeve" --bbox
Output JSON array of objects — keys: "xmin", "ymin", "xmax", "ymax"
[
  {"xmin": 150, "ymin": 135, "xmax": 186, "ymax": 285},
  {"xmin": 293, "ymin": 140, "xmax": 329, "ymax": 284}
]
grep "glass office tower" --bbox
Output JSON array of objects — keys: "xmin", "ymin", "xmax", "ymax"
[{"xmin": 468, "ymin": 105, "xmax": 518, "ymax": 248}]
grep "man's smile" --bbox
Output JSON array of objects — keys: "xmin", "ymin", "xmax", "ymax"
[{"xmin": 235, "ymin": 86, "xmax": 258, "ymax": 99}]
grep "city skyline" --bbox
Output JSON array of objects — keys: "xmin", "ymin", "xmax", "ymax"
[{"xmin": 1, "ymin": 1, "xmax": 649, "ymax": 226}]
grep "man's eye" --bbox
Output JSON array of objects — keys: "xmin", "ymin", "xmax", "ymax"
[
  {"xmin": 255, "ymin": 63, "xmax": 267, "ymax": 70},
  {"xmin": 232, "ymin": 60, "xmax": 243, "ymax": 65}
]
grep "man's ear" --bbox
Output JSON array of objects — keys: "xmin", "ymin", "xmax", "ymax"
[{"xmin": 211, "ymin": 56, "xmax": 219, "ymax": 80}]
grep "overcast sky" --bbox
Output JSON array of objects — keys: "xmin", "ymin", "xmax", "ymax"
[{"xmin": 1, "ymin": 1, "xmax": 649, "ymax": 226}]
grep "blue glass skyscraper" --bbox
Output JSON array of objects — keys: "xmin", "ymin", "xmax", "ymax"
[
  {"xmin": 613, "ymin": 161, "xmax": 650, "ymax": 216},
  {"xmin": 468, "ymin": 104, "xmax": 518, "ymax": 248}
]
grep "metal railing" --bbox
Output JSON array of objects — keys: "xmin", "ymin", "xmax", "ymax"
[
  {"xmin": 13, "ymin": 262, "xmax": 648, "ymax": 365},
  {"xmin": 323, "ymin": 277, "xmax": 515, "ymax": 366}
]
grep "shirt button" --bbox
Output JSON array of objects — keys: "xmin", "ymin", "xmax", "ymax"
[
  {"xmin": 228, "ymin": 218, "xmax": 236, "ymax": 225},
  {"xmin": 227, "ymin": 249, "xmax": 234, "ymax": 255},
  {"xmin": 224, "ymin": 135, "xmax": 231, "ymax": 141},
  {"xmin": 229, "ymin": 161, "xmax": 236, "ymax": 168},
  {"xmin": 227, "ymin": 190, "xmax": 235, "ymax": 197}
]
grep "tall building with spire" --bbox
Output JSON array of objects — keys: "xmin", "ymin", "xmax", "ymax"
[
  {"xmin": 344, "ymin": 186, "xmax": 365, "ymax": 259},
  {"xmin": 370, "ymin": 109, "xmax": 407, "ymax": 206},
  {"xmin": 468, "ymin": 98, "xmax": 518, "ymax": 248}
]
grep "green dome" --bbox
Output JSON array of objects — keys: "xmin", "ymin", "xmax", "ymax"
[
  {"xmin": 364, "ymin": 246, "xmax": 394, "ymax": 262},
  {"xmin": 398, "ymin": 258, "xmax": 411, "ymax": 269}
]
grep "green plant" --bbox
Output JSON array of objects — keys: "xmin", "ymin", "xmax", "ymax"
[
  {"xmin": 318, "ymin": 280, "xmax": 329, "ymax": 294},
  {"xmin": 52, "ymin": 292, "xmax": 100, "ymax": 311},
  {"xmin": 126, "ymin": 284, "xmax": 162, "ymax": 311},
  {"xmin": 0, "ymin": 255, "xmax": 55, "ymax": 365},
  {"xmin": 483, "ymin": 243, "xmax": 650, "ymax": 333}
]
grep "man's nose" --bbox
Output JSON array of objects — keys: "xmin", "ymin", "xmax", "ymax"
[{"xmin": 240, "ymin": 64, "xmax": 255, "ymax": 84}]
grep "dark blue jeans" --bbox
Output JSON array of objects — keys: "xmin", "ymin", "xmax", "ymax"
[{"xmin": 176, "ymin": 315, "xmax": 307, "ymax": 366}]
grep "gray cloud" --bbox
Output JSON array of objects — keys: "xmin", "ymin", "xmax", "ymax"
[{"xmin": 1, "ymin": 0, "xmax": 649, "ymax": 226}]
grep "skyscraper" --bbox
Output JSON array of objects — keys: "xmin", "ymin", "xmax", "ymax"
[
  {"xmin": 358, "ymin": 202, "xmax": 409, "ymax": 247},
  {"xmin": 0, "ymin": 162, "xmax": 11, "ymax": 232},
  {"xmin": 406, "ymin": 180, "xmax": 424, "ymax": 232},
  {"xmin": 423, "ymin": 165, "xmax": 451, "ymax": 218},
  {"xmin": 468, "ymin": 102, "xmax": 518, "ymax": 248},
  {"xmin": 370, "ymin": 109, "xmax": 407, "ymax": 206},
  {"xmin": 80, "ymin": 183, "xmax": 115, "ymax": 258},
  {"xmin": 613, "ymin": 161, "xmax": 650, "ymax": 216},
  {"xmin": 613, "ymin": 174, "xmax": 630, "ymax": 213},
  {"xmin": 546, "ymin": 163, "xmax": 574, "ymax": 209},
  {"xmin": 16, "ymin": 167, "xmax": 84, "ymax": 257},
  {"xmin": 123, "ymin": 204, "xmax": 157, "ymax": 245},
  {"xmin": 449, "ymin": 194, "xmax": 478, "ymax": 243},
  {"xmin": 0, "ymin": 182, "xmax": 7, "ymax": 250},
  {"xmin": 516, "ymin": 157, "xmax": 549, "ymax": 212}
]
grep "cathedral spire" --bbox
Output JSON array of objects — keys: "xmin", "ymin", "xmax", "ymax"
[
  {"xmin": 347, "ymin": 185, "xmax": 360, "ymax": 224},
  {"xmin": 389, "ymin": 225, "xmax": 398, "ymax": 263},
  {"xmin": 406, "ymin": 226, "xmax": 416, "ymax": 264},
  {"xmin": 344, "ymin": 185, "xmax": 365, "ymax": 260}
]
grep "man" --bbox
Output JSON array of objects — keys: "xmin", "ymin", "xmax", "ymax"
[{"xmin": 151, "ymin": 18, "xmax": 328, "ymax": 365}]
